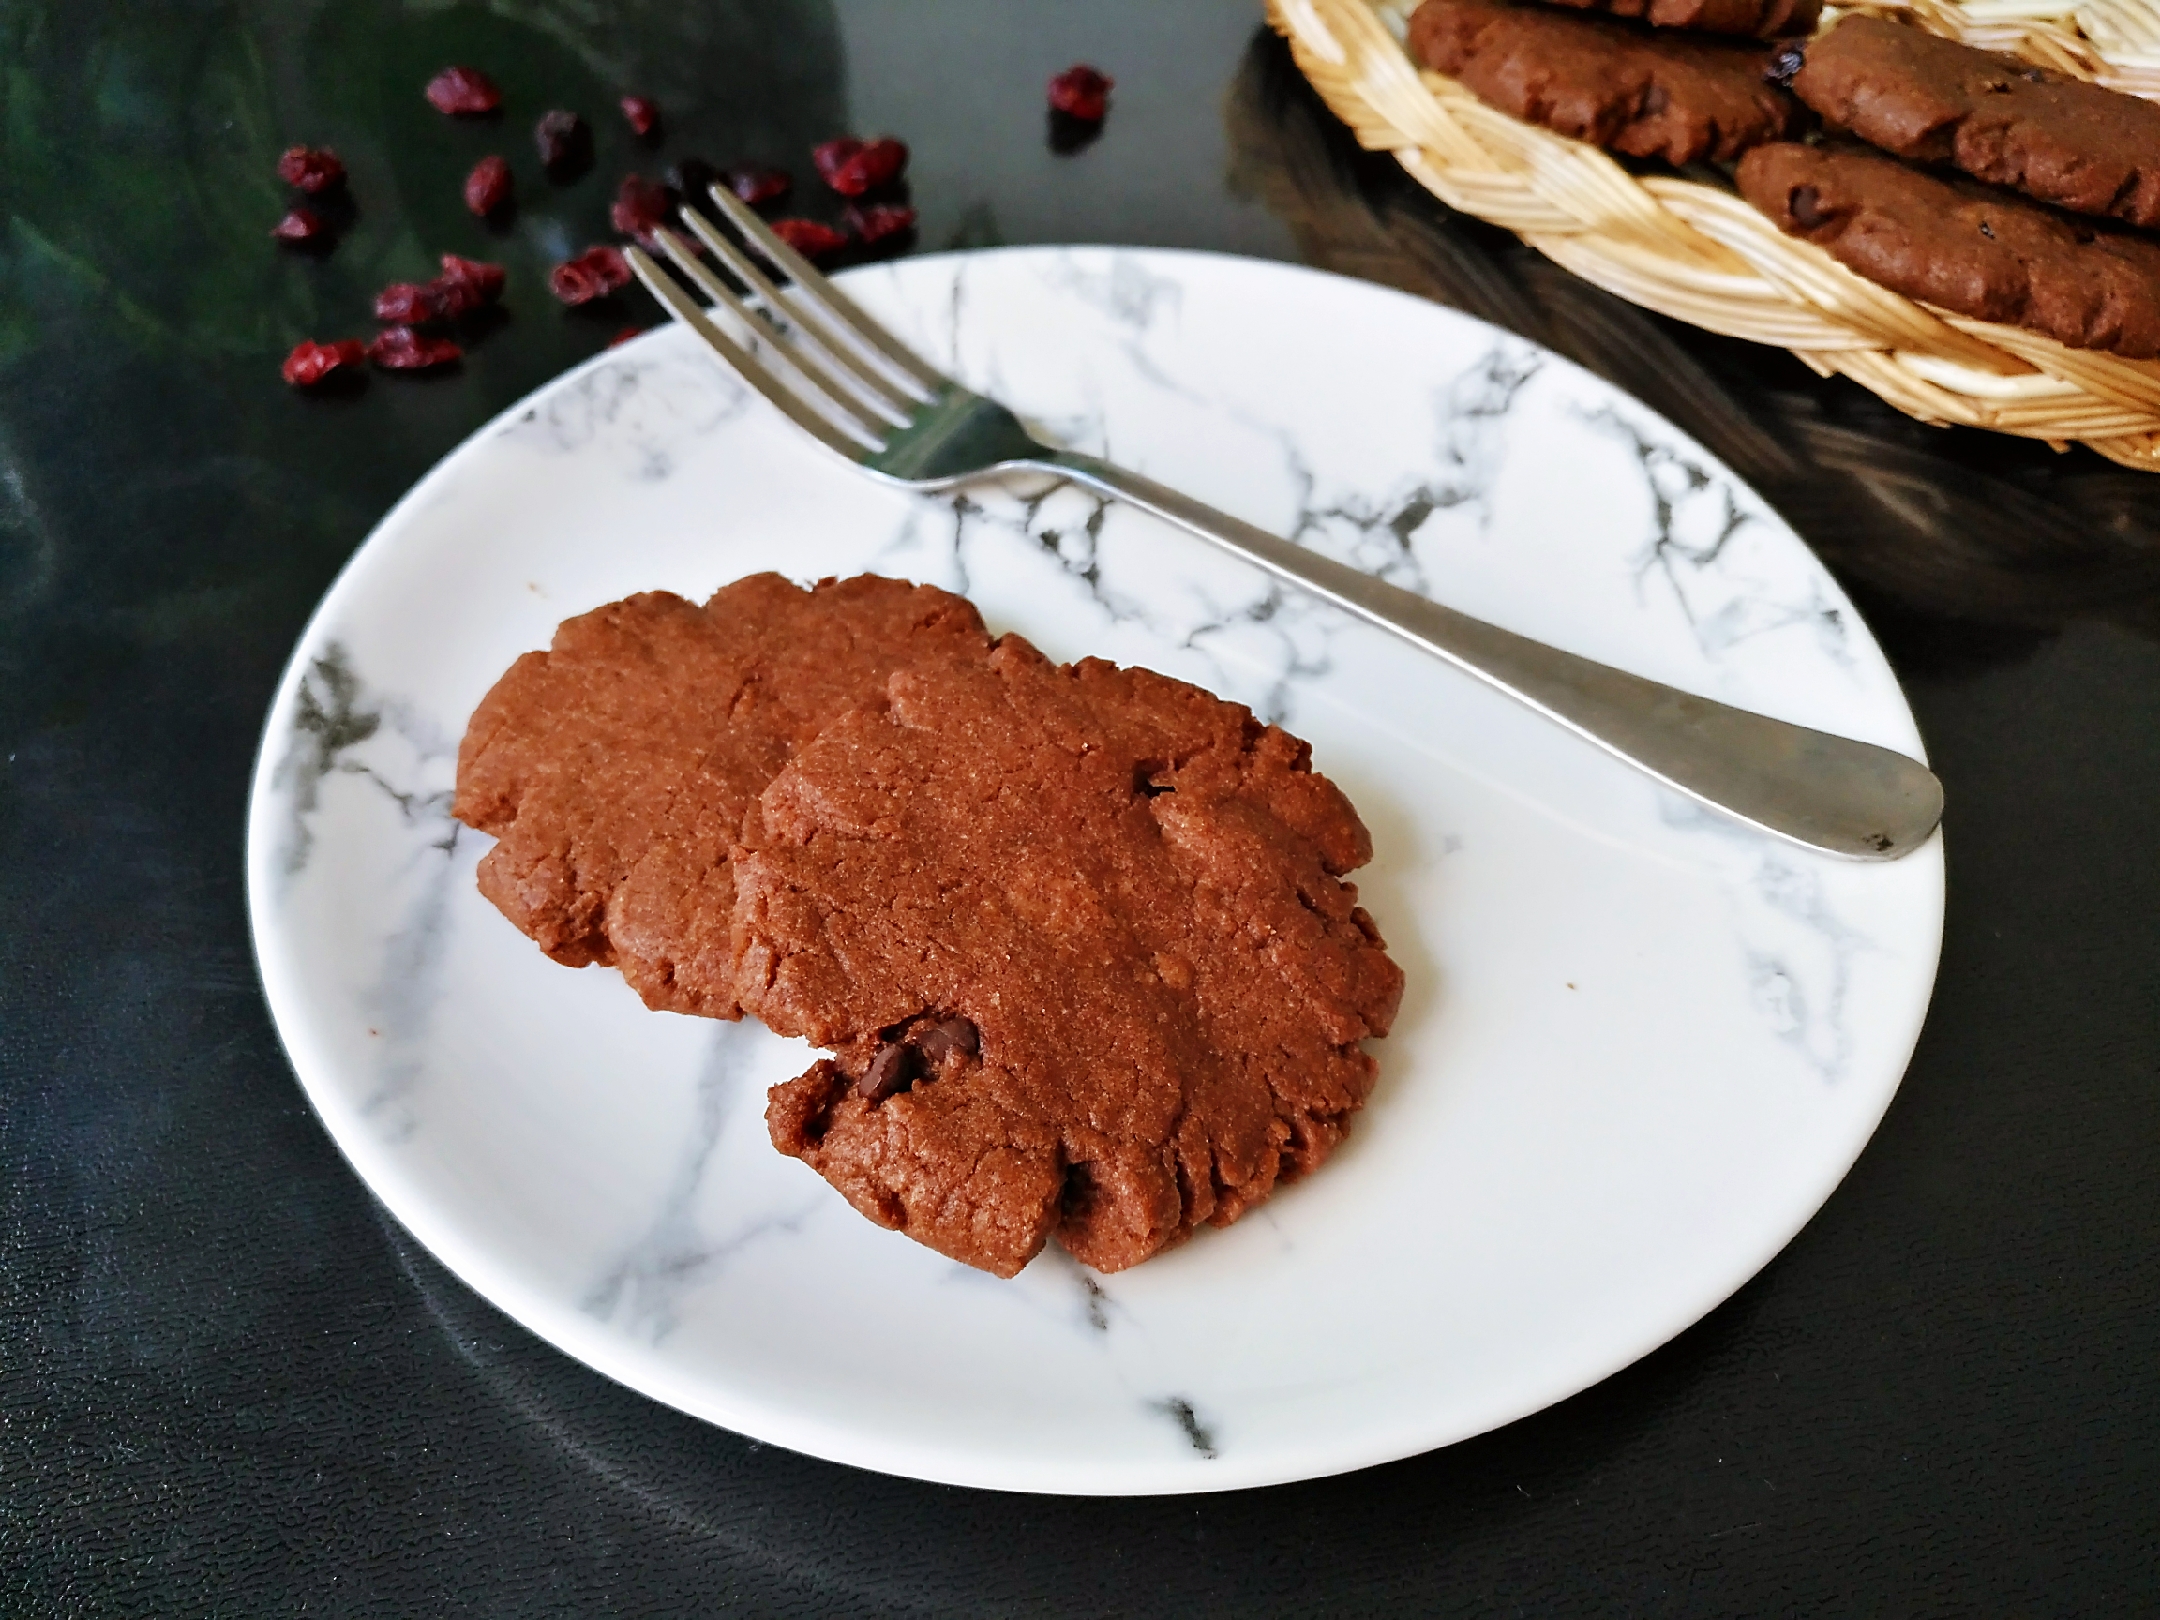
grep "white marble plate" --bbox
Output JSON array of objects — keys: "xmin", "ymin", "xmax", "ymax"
[{"xmin": 246, "ymin": 247, "xmax": 1943, "ymax": 1495}]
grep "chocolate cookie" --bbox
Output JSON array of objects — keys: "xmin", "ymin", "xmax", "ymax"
[
  {"xmin": 1789, "ymin": 18, "xmax": 2160, "ymax": 229},
  {"xmin": 453, "ymin": 573, "xmax": 990, "ymax": 1018},
  {"xmin": 736, "ymin": 637, "xmax": 1404, "ymax": 1278},
  {"xmin": 1543, "ymin": 0, "xmax": 1819, "ymax": 40},
  {"xmin": 1738, "ymin": 141, "xmax": 2160, "ymax": 359},
  {"xmin": 1407, "ymin": 0, "xmax": 1800, "ymax": 166}
]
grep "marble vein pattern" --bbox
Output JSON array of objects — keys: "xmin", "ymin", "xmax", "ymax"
[
  {"xmin": 249, "ymin": 247, "xmax": 1942, "ymax": 1495},
  {"xmin": 1582, "ymin": 405, "xmax": 1855, "ymax": 671},
  {"xmin": 502, "ymin": 351, "xmax": 748, "ymax": 481},
  {"xmin": 1657, "ymin": 794, "xmax": 1878, "ymax": 1082},
  {"xmin": 1153, "ymin": 1397, "xmax": 1221, "ymax": 1460},
  {"xmin": 582, "ymin": 1023, "xmax": 827, "ymax": 1345},
  {"xmin": 276, "ymin": 647, "xmax": 470, "ymax": 1138},
  {"xmin": 272, "ymin": 642, "xmax": 383, "ymax": 882}
]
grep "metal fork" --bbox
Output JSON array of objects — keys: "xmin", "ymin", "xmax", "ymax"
[{"xmin": 624, "ymin": 192, "xmax": 1943, "ymax": 861}]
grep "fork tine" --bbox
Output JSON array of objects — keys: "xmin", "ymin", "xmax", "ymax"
[
  {"xmin": 702, "ymin": 182, "xmax": 947, "ymax": 399},
  {"xmin": 624, "ymin": 244, "xmax": 882, "ymax": 461},
  {"xmin": 671, "ymin": 209, "xmax": 917, "ymax": 427},
  {"xmin": 648, "ymin": 225, "xmax": 909, "ymax": 433}
]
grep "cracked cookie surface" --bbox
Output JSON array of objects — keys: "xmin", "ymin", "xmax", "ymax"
[
  {"xmin": 737, "ymin": 635, "xmax": 1405, "ymax": 1278},
  {"xmin": 453, "ymin": 573, "xmax": 990, "ymax": 1017}
]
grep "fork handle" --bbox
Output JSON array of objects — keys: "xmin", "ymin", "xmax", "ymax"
[{"xmin": 1033, "ymin": 453, "xmax": 1942, "ymax": 861}]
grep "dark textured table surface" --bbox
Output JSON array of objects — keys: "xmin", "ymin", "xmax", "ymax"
[{"xmin": 4, "ymin": 2, "xmax": 2157, "ymax": 1614}]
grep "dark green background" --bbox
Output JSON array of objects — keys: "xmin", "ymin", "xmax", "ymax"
[{"xmin": 4, "ymin": 3, "xmax": 2156, "ymax": 1614}]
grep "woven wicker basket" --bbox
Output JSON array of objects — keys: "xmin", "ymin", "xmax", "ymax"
[{"xmin": 1268, "ymin": 0, "xmax": 2160, "ymax": 470}]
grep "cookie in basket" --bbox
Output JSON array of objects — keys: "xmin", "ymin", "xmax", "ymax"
[
  {"xmin": 1787, "ymin": 17, "xmax": 2160, "ymax": 229},
  {"xmin": 1738, "ymin": 141, "xmax": 2160, "ymax": 358},
  {"xmin": 1542, "ymin": 0, "xmax": 1818, "ymax": 40},
  {"xmin": 1407, "ymin": 0, "xmax": 1800, "ymax": 165}
]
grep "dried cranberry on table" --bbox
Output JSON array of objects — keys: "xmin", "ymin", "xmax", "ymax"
[
  {"xmin": 844, "ymin": 202, "xmax": 916, "ymax": 252},
  {"xmin": 427, "ymin": 275, "xmax": 483, "ymax": 320},
  {"xmin": 608, "ymin": 325, "xmax": 644, "ymax": 348},
  {"xmin": 548, "ymin": 245, "xmax": 633, "ymax": 306},
  {"xmin": 812, "ymin": 136, "xmax": 907, "ymax": 197},
  {"xmin": 276, "ymin": 146, "xmax": 345, "ymax": 194},
  {"xmin": 620, "ymin": 95, "xmax": 661, "ymax": 138},
  {"xmin": 438, "ymin": 253, "xmax": 507, "ymax": 305},
  {"xmin": 373, "ymin": 256, "xmax": 508, "ymax": 327},
  {"xmin": 426, "ymin": 66, "xmax": 502, "ymax": 116},
  {"xmin": 767, "ymin": 217, "xmax": 848, "ymax": 262},
  {"xmin": 609, "ymin": 174, "xmax": 675, "ymax": 244},
  {"xmin": 724, "ymin": 165, "xmax": 792, "ymax": 208},
  {"xmin": 281, "ymin": 339, "xmax": 366, "ymax": 387},
  {"xmin": 464, "ymin": 154, "xmax": 514, "ymax": 218},
  {"xmin": 533, "ymin": 110, "xmax": 590, "ymax": 173},
  {"xmin": 1048, "ymin": 65, "xmax": 1113, "ymax": 122},
  {"xmin": 270, "ymin": 205, "xmax": 331, "ymax": 246},
  {"xmin": 373, "ymin": 280, "xmax": 450, "ymax": 326},
  {"xmin": 368, "ymin": 327, "xmax": 461, "ymax": 370},
  {"xmin": 430, "ymin": 280, "xmax": 483, "ymax": 320}
]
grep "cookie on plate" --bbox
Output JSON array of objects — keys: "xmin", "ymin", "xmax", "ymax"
[
  {"xmin": 1543, "ymin": 0, "xmax": 1819, "ymax": 41},
  {"xmin": 453, "ymin": 573, "xmax": 990, "ymax": 1019},
  {"xmin": 1789, "ymin": 17, "xmax": 2160, "ymax": 230},
  {"xmin": 735, "ymin": 636, "xmax": 1405, "ymax": 1278},
  {"xmin": 1738, "ymin": 141, "xmax": 2160, "ymax": 359},
  {"xmin": 1407, "ymin": 0, "xmax": 1801, "ymax": 166}
]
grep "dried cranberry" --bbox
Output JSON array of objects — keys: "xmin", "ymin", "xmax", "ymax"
[
  {"xmin": 276, "ymin": 145, "xmax": 346, "ymax": 195},
  {"xmin": 620, "ymin": 95, "xmax": 660, "ymax": 138},
  {"xmin": 438, "ymin": 253, "xmax": 507, "ymax": 304},
  {"xmin": 373, "ymin": 281, "xmax": 450, "ymax": 326},
  {"xmin": 368, "ymin": 326, "xmax": 461, "ymax": 369},
  {"xmin": 431, "ymin": 279, "xmax": 482, "ymax": 320},
  {"xmin": 856, "ymin": 1041, "xmax": 919, "ymax": 1103},
  {"xmin": 281, "ymin": 338, "xmax": 366, "ymax": 387},
  {"xmin": 463, "ymin": 154, "xmax": 513, "ymax": 217},
  {"xmin": 533, "ymin": 110, "xmax": 590, "ymax": 172},
  {"xmin": 1048, "ymin": 65, "xmax": 1113, "ymax": 122},
  {"xmin": 768, "ymin": 217, "xmax": 849, "ymax": 262},
  {"xmin": 725, "ymin": 165, "xmax": 792, "ymax": 208},
  {"xmin": 812, "ymin": 136, "xmax": 907, "ymax": 197},
  {"xmin": 377, "ymin": 257, "xmax": 510, "ymax": 324},
  {"xmin": 913, "ymin": 1017, "xmax": 979, "ymax": 1067},
  {"xmin": 844, "ymin": 202, "xmax": 916, "ymax": 251},
  {"xmin": 426, "ymin": 66, "xmax": 502, "ymax": 116},
  {"xmin": 608, "ymin": 325, "xmax": 643, "ymax": 348},
  {"xmin": 548, "ymin": 245, "xmax": 633, "ymax": 306},
  {"xmin": 609, "ymin": 173, "xmax": 675, "ymax": 245},
  {"xmin": 270, "ymin": 205, "xmax": 331, "ymax": 245}
]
